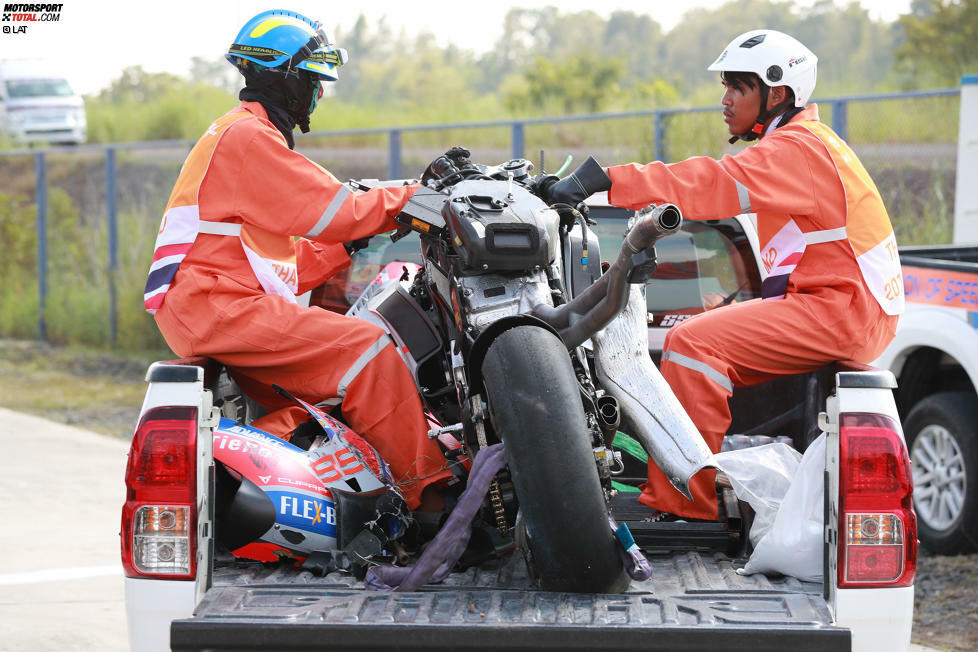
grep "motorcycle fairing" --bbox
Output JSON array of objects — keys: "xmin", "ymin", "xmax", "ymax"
[
  {"xmin": 213, "ymin": 417, "xmax": 390, "ymax": 560},
  {"xmin": 346, "ymin": 261, "xmax": 420, "ymax": 323}
]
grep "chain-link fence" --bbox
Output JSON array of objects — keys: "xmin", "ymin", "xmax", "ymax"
[{"xmin": 0, "ymin": 88, "xmax": 960, "ymax": 350}]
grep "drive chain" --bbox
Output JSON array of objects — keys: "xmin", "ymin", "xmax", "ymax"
[{"xmin": 472, "ymin": 396, "xmax": 510, "ymax": 535}]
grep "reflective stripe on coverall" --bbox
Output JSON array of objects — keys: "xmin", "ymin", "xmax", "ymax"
[
  {"xmin": 608, "ymin": 104, "xmax": 902, "ymax": 519},
  {"xmin": 148, "ymin": 101, "xmax": 451, "ymax": 508}
]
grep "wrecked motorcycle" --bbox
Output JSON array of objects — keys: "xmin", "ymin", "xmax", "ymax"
[
  {"xmin": 211, "ymin": 149, "xmax": 716, "ymax": 594},
  {"xmin": 343, "ymin": 148, "xmax": 714, "ymax": 592}
]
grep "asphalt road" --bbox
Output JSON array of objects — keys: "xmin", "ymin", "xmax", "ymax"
[
  {"xmin": 0, "ymin": 408, "xmax": 945, "ymax": 652},
  {"xmin": 0, "ymin": 408, "xmax": 129, "ymax": 651}
]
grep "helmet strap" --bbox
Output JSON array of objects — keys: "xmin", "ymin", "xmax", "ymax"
[{"xmin": 728, "ymin": 83, "xmax": 796, "ymax": 144}]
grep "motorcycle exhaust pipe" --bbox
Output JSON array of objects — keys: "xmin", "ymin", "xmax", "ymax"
[
  {"xmin": 592, "ymin": 285, "xmax": 717, "ymax": 502},
  {"xmin": 531, "ymin": 204, "xmax": 682, "ymax": 349},
  {"xmin": 596, "ymin": 394, "xmax": 621, "ymax": 437}
]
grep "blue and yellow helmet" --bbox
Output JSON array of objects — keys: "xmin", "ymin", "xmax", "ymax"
[{"xmin": 226, "ymin": 9, "xmax": 348, "ymax": 81}]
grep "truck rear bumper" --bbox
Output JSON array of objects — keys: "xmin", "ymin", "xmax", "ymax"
[
  {"xmin": 125, "ymin": 577, "xmax": 197, "ymax": 652},
  {"xmin": 173, "ymin": 617, "xmax": 849, "ymax": 651},
  {"xmin": 835, "ymin": 585, "xmax": 914, "ymax": 652}
]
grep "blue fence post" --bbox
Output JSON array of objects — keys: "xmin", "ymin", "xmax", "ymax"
[
  {"xmin": 388, "ymin": 130, "xmax": 402, "ymax": 179},
  {"xmin": 654, "ymin": 112, "xmax": 667, "ymax": 162},
  {"xmin": 511, "ymin": 122, "xmax": 525, "ymax": 160},
  {"xmin": 833, "ymin": 100, "xmax": 848, "ymax": 142},
  {"xmin": 106, "ymin": 147, "xmax": 118, "ymax": 348},
  {"xmin": 34, "ymin": 152, "xmax": 47, "ymax": 342}
]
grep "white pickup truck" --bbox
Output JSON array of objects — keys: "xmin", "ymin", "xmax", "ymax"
[
  {"xmin": 121, "ymin": 205, "xmax": 918, "ymax": 652},
  {"xmin": 874, "ymin": 245, "xmax": 978, "ymax": 554}
]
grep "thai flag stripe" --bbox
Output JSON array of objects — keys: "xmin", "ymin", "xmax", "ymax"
[
  {"xmin": 145, "ymin": 262, "xmax": 182, "ymax": 297},
  {"xmin": 148, "ymin": 253, "xmax": 186, "ymax": 274},
  {"xmin": 780, "ymin": 251, "xmax": 804, "ymax": 267},
  {"xmin": 144, "ymin": 284, "xmax": 168, "ymax": 302},
  {"xmin": 152, "ymin": 242, "xmax": 193, "ymax": 264},
  {"xmin": 144, "ymin": 286, "xmax": 168, "ymax": 313},
  {"xmin": 761, "ymin": 274, "xmax": 790, "ymax": 300}
]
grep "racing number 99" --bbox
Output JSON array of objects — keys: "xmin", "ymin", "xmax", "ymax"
[{"xmin": 315, "ymin": 447, "xmax": 365, "ymax": 483}]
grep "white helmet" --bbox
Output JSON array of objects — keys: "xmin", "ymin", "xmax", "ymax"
[{"xmin": 708, "ymin": 29, "xmax": 818, "ymax": 107}]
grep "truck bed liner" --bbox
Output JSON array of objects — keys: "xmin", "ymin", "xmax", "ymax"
[{"xmin": 172, "ymin": 551, "xmax": 846, "ymax": 651}]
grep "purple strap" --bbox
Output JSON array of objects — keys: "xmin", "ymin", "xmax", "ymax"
[
  {"xmin": 366, "ymin": 443, "xmax": 508, "ymax": 592},
  {"xmin": 611, "ymin": 518, "xmax": 653, "ymax": 581}
]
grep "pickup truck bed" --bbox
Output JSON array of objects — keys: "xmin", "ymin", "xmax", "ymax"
[
  {"xmin": 171, "ymin": 496, "xmax": 846, "ymax": 651},
  {"xmin": 173, "ymin": 553, "xmax": 842, "ymax": 651}
]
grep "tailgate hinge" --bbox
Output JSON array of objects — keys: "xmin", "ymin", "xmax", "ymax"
[{"xmin": 818, "ymin": 410, "xmax": 837, "ymax": 434}]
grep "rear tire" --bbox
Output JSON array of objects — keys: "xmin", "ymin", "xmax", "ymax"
[
  {"xmin": 905, "ymin": 391, "xmax": 978, "ymax": 554},
  {"xmin": 482, "ymin": 325, "xmax": 628, "ymax": 593}
]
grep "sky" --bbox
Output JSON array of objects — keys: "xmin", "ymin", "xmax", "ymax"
[{"xmin": 0, "ymin": 0, "xmax": 912, "ymax": 95}]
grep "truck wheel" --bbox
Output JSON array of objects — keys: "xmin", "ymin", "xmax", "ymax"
[
  {"xmin": 482, "ymin": 325, "xmax": 629, "ymax": 593},
  {"xmin": 905, "ymin": 391, "xmax": 978, "ymax": 554}
]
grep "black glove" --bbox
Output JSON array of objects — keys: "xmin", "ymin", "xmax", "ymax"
[
  {"xmin": 527, "ymin": 173, "xmax": 559, "ymax": 200},
  {"xmin": 422, "ymin": 146, "xmax": 473, "ymax": 186},
  {"xmin": 543, "ymin": 156, "xmax": 612, "ymax": 207},
  {"xmin": 344, "ymin": 237, "xmax": 372, "ymax": 255}
]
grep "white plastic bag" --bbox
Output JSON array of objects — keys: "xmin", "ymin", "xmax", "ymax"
[
  {"xmin": 714, "ymin": 441, "xmax": 801, "ymax": 548},
  {"xmin": 715, "ymin": 433, "xmax": 826, "ymax": 582}
]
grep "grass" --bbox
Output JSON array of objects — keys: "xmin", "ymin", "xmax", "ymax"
[{"xmin": 0, "ymin": 339, "xmax": 165, "ymax": 439}]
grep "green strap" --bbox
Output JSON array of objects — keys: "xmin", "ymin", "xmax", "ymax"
[
  {"xmin": 612, "ymin": 431, "xmax": 648, "ymax": 463},
  {"xmin": 612, "ymin": 480, "xmax": 641, "ymax": 493},
  {"xmin": 611, "ymin": 431, "xmax": 645, "ymax": 493}
]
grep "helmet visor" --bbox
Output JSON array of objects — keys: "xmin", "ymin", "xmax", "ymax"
[{"xmin": 295, "ymin": 23, "xmax": 348, "ymax": 79}]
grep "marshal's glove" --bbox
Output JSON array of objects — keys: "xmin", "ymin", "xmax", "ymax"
[
  {"xmin": 344, "ymin": 237, "xmax": 372, "ymax": 255},
  {"xmin": 422, "ymin": 146, "xmax": 473, "ymax": 187},
  {"xmin": 542, "ymin": 156, "xmax": 612, "ymax": 207}
]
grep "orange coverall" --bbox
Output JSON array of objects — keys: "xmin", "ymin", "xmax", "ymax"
[
  {"xmin": 148, "ymin": 102, "xmax": 451, "ymax": 509},
  {"xmin": 608, "ymin": 105, "xmax": 902, "ymax": 519}
]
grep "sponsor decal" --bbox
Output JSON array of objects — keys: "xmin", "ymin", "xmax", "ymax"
[
  {"xmin": 274, "ymin": 476, "xmax": 330, "ymax": 494},
  {"xmin": 657, "ymin": 313, "xmax": 694, "ymax": 327},
  {"xmin": 216, "ymin": 418, "xmax": 299, "ymax": 452},
  {"xmin": 214, "ymin": 432, "xmax": 276, "ymax": 457},
  {"xmin": 788, "ymin": 55, "xmax": 808, "ymax": 68},
  {"xmin": 903, "ymin": 265, "xmax": 978, "ymax": 310},
  {"xmin": 214, "ymin": 419, "xmax": 331, "ymax": 496},
  {"xmin": 267, "ymin": 490, "xmax": 337, "ymax": 538}
]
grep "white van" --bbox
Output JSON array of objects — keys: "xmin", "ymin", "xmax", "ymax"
[{"xmin": 0, "ymin": 59, "xmax": 86, "ymax": 145}]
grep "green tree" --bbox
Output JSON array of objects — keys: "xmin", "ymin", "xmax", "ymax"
[
  {"xmin": 896, "ymin": 0, "xmax": 978, "ymax": 87},
  {"xmin": 96, "ymin": 66, "xmax": 188, "ymax": 104},
  {"xmin": 504, "ymin": 53, "xmax": 626, "ymax": 113}
]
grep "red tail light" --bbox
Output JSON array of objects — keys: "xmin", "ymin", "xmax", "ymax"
[
  {"xmin": 121, "ymin": 406, "xmax": 198, "ymax": 579},
  {"xmin": 838, "ymin": 413, "xmax": 917, "ymax": 588}
]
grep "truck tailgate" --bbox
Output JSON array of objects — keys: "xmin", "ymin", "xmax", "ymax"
[{"xmin": 171, "ymin": 551, "xmax": 848, "ymax": 651}]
